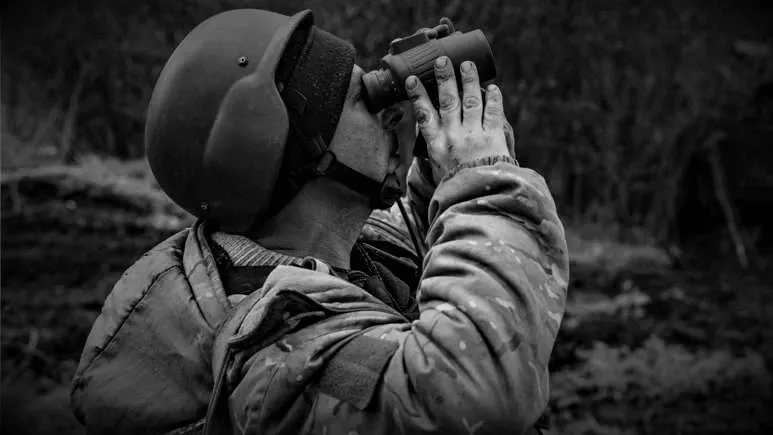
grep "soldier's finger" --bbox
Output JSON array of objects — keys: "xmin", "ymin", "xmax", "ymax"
[
  {"xmin": 434, "ymin": 56, "xmax": 461, "ymax": 128},
  {"xmin": 504, "ymin": 119, "xmax": 517, "ymax": 158},
  {"xmin": 405, "ymin": 75, "xmax": 441, "ymax": 146},
  {"xmin": 460, "ymin": 61, "xmax": 483, "ymax": 130},
  {"xmin": 483, "ymin": 84, "xmax": 505, "ymax": 132}
]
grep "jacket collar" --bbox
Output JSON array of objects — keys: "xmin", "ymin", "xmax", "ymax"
[{"xmin": 182, "ymin": 220, "xmax": 234, "ymax": 329}]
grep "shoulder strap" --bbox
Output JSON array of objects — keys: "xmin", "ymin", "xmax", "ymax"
[
  {"xmin": 219, "ymin": 265, "xmax": 277, "ymax": 295},
  {"xmin": 164, "ymin": 418, "xmax": 206, "ymax": 434}
]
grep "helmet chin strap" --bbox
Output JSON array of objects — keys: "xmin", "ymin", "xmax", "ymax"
[
  {"xmin": 280, "ymin": 84, "xmax": 403, "ymax": 210},
  {"xmin": 283, "ymin": 116, "xmax": 428, "ymax": 265},
  {"xmin": 309, "ymin": 136, "xmax": 403, "ymax": 211}
]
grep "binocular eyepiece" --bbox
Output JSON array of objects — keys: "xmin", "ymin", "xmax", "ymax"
[{"xmin": 361, "ymin": 18, "xmax": 497, "ymax": 156}]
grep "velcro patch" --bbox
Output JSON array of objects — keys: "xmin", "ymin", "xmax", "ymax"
[{"xmin": 316, "ymin": 334, "xmax": 399, "ymax": 410}]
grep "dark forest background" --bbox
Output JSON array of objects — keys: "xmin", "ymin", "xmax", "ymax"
[{"xmin": 2, "ymin": 0, "xmax": 773, "ymax": 434}]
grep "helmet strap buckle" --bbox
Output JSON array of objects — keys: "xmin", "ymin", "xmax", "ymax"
[{"xmin": 315, "ymin": 149, "xmax": 337, "ymax": 176}]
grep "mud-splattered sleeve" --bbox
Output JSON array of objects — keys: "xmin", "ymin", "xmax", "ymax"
[{"xmin": 368, "ymin": 157, "xmax": 569, "ymax": 434}]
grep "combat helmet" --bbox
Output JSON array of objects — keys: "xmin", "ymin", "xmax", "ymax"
[{"xmin": 146, "ymin": 8, "xmax": 401, "ymax": 233}]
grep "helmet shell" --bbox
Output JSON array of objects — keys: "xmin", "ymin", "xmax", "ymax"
[{"xmin": 145, "ymin": 9, "xmax": 313, "ymax": 232}]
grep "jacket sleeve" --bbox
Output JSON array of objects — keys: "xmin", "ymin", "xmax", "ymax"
[
  {"xmin": 368, "ymin": 155, "xmax": 568, "ymax": 434},
  {"xmin": 223, "ymin": 156, "xmax": 568, "ymax": 435}
]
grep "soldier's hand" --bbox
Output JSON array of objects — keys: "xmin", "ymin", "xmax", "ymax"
[{"xmin": 405, "ymin": 56, "xmax": 510, "ymax": 184}]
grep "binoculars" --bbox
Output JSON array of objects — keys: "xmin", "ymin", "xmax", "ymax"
[{"xmin": 361, "ymin": 18, "xmax": 498, "ymax": 157}]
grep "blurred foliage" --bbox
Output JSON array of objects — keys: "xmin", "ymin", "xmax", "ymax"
[
  {"xmin": 551, "ymin": 336, "xmax": 771, "ymax": 434},
  {"xmin": 2, "ymin": 0, "xmax": 773, "ymax": 240}
]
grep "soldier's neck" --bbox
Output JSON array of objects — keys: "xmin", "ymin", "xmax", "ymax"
[{"xmin": 249, "ymin": 177, "xmax": 371, "ymax": 270}]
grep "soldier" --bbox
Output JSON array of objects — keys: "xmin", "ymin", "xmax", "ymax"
[{"xmin": 70, "ymin": 8, "xmax": 568, "ymax": 435}]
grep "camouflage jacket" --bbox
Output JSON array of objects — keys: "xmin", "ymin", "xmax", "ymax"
[{"xmin": 70, "ymin": 156, "xmax": 569, "ymax": 435}]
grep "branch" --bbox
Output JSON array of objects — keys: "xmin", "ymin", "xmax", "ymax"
[
  {"xmin": 1, "ymin": 329, "xmax": 42, "ymax": 388},
  {"xmin": 705, "ymin": 131, "xmax": 750, "ymax": 269},
  {"xmin": 60, "ymin": 64, "xmax": 89, "ymax": 163}
]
